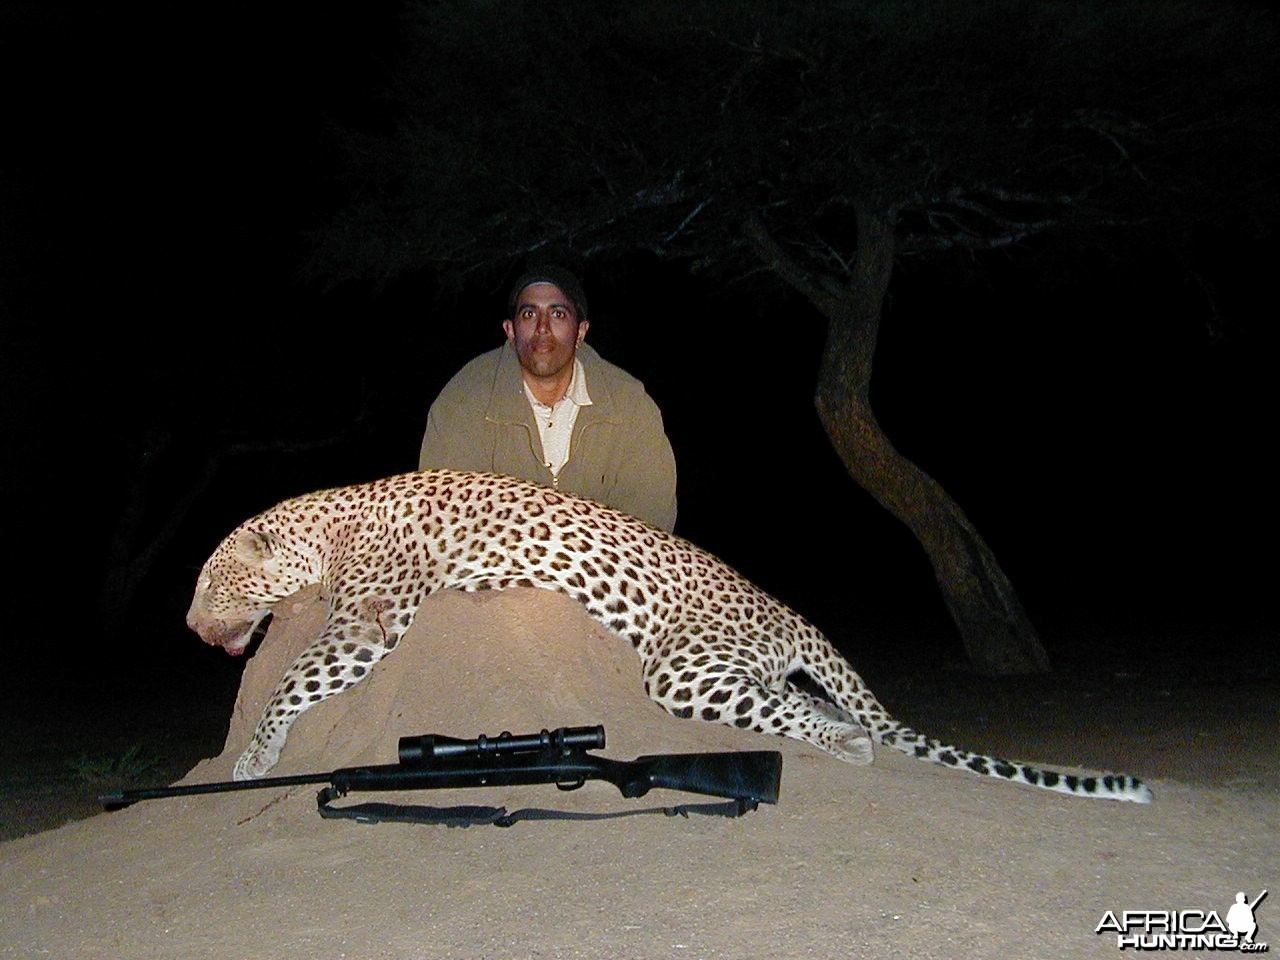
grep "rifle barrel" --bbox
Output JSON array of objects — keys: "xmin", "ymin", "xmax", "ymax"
[{"xmin": 99, "ymin": 771, "xmax": 333, "ymax": 809}]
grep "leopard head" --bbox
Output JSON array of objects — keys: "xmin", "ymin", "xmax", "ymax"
[{"xmin": 186, "ymin": 526, "xmax": 314, "ymax": 655}]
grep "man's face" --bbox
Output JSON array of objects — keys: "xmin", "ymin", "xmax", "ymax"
[{"xmin": 502, "ymin": 282, "xmax": 588, "ymax": 380}]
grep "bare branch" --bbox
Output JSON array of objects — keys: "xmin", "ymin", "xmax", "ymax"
[{"xmin": 741, "ymin": 214, "xmax": 847, "ymax": 315}]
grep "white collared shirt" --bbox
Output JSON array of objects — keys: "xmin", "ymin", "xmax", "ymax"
[{"xmin": 522, "ymin": 357, "xmax": 593, "ymax": 479}]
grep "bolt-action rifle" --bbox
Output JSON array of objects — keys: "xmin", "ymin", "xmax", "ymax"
[{"xmin": 99, "ymin": 725, "xmax": 783, "ymax": 827}]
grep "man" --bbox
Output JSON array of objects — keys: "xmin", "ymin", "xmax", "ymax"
[{"xmin": 418, "ymin": 265, "xmax": 678, "ymax": 531}]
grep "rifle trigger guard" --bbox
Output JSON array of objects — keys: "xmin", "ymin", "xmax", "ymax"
[{"xmin": 555, "ymin": 779, "xmax": 586, "ymax": 792}]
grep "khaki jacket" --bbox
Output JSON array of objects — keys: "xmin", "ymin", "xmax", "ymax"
[{"xmin": 418, "ymin": 343, "xmax": 677, "ymax": 531}]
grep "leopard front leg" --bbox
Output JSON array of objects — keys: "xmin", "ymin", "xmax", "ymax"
[
  {"xmin": 641, "ymin": 653, "xmax": 874, "ymax": 764},
  {"xmin": 233, "ymin": 603, "xmax": 411, "ymax": 779},
  {"xmin": 234, "ymin": 635, "xmax": 390, "ymax": 779}
]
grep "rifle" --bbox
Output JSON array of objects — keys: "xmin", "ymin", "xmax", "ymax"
[{"xmin": 99, "ymin": 725, "xmax": 783, "ymax": 827}]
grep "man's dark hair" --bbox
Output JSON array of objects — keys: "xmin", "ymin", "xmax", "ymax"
[{"xmin": 506, "ymin": 264, "xmax": 589, "ymax": 321}]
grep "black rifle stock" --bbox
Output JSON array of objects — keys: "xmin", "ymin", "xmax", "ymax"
[{"xmin": 99, "ymin": 726, "xmax": 783, "ymax": 821}]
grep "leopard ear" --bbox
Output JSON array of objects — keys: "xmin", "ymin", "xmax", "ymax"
[{"xmin": 232, "ymin": 529, "xmax": 280, "ymax": 564}]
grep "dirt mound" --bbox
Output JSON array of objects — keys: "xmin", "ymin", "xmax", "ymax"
[
  {"xmin": 214, "ymin": 586, "xmax": 775, "ymax": 782},
  {"xmin": 2, "ymin": 588, "xmax": 1275, "ymax": 960}
]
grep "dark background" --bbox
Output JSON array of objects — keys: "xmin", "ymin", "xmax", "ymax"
[{"xmin": 1, "ymin": 6, "xmax": 1273, "ymax": 710}]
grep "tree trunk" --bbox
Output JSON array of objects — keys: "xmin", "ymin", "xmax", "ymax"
[
  {"xmin": 744, "ymin": 213, "xmax": 1050, "ymax": 675},
  {"xmin": 815, "ymin": 390, "xmax": 1050, "ymax": 675}
]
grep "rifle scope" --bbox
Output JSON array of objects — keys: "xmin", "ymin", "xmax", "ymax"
[{"xmin": 398, "ymin": 725, "xmax": 605, "ymax": 765}]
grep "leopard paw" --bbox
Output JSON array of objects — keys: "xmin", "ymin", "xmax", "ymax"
[
  {"xmin": 233, "ymin": 742, "xmax": 280, "ymax": 780},
  {"xmin": 833, "ymin": 733, "xmax": 875, "ymax": 765}
]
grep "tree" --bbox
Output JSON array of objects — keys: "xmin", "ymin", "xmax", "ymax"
[{"xmin": 306, "ymin": 0, "xmax": 1277, "ymax": 673}]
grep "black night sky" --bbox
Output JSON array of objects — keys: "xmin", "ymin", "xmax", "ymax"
[{"xmin": 1, "ymin": 2, "xmax": 1275, "ymax": 713}]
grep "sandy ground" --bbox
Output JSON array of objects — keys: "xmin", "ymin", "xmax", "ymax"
[{"xmin": 2, "ymin": 587, "xmax": 1276, "ymax": 960}]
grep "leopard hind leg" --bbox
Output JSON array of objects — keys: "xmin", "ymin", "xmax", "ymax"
[{"xmin": 641, "ymin": 654, "xmax": 873, "ymax": 764}]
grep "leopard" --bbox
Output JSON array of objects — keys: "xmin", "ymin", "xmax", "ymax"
[{"xmin": 187, "ymin": 469, "xmax": 1152, "ymax": 802}]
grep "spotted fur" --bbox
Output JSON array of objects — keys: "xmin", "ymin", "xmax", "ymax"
[{"xmin": 187, "ymin": 470, "xmax": 1151, "ymax": 802}]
